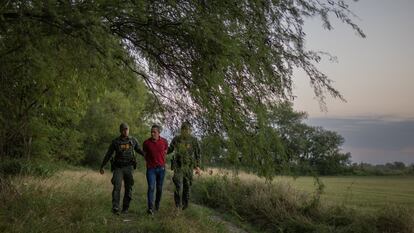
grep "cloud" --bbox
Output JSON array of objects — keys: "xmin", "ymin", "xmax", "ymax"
[
  {"xmin": 305, "ymin": 116, "xmax": 414, "ymax": 164},
  {"xmin": 343, "ymin": 146, "xmax": 414, "ymax": 165},
  {"xmin": 400, "ymin": 147, "xmax": 414, "ymax": 155}
]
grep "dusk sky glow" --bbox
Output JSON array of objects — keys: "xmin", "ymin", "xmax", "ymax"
[{"xmin": 293, "ymin": 0, "xmax": 414, "ymax": 164}]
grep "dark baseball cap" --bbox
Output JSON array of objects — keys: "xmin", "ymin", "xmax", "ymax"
[{"xmin": 119, "ymin": 123, "xmax": 129, "ymax": 131}]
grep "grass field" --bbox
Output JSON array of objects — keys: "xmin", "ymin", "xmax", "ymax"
[
  {"xmin": 202, "ymin": 168, "xmax": 414, "ymax": 211},
  {"xmin": 2, "ymin": 167, "xmax": 413, "ymax": 232},
  {"xmin": 282, "ymin": 175, "xmax": 414, "ymax": 211},
  {"xmin": 0, "ymin": 168, "xmax": 241, "ymax": 233},
  {"xmin": 194, "ymin": 169, "xmax": 414, "ymax": 232}
]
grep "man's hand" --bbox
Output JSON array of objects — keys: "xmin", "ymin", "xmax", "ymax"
[
  {"xmin": 99, "ymin": 168, "xmax": 105, "ymax": 175},
  {"xmin": 194, "ymin": 166, "xmax": 201, "ymax": 176}
]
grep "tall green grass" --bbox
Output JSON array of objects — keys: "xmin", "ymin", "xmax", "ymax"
[
  {"xmin": 0, "ymin": 158, "xmax": 62, "ymax": 177},
  {"xmin": 3, "ymin": 168, "xmax": 413, "ymax": 233},
  {"xmin": 0, "ymin": 169, "xmax": 230, "ymax": 233},
  {"xmin": 192, "ymin": 175, "xmax": 414, "ymax": 233}
]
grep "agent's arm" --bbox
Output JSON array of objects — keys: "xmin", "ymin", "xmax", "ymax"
[
  {"xmin": 194, "ymin": 138, "xmax": 201, "ymax": 175},
  {"xmin": 167, "ymin": 137, "xmax": 176, "ymax": 154},
  {"xmin": 100, "ymin": 141, "xmax": 115, "ymax": 174},
  {"xmin": 133, "ymin": 138, "xmax": 144, "ymax": 156}
]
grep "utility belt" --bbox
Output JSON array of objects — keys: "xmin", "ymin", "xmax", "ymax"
[
  {"xmin": 170, "ymin": 157, "xmax": 192, "ymax": 171},
  {"xmin": 110, "ymin": 159, "xmax": 136, "ymax": 171}
]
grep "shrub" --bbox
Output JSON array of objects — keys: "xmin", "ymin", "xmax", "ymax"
[
  {"xmin": 192, "ymin": 175, "xmax": 414, "ymax": 233},
  {"xmin": 0, "ymin": 159, "xmax": 60, "ymax": 177}
]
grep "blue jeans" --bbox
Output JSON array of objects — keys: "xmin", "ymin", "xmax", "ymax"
[{"xmin": 146, "ymin": 166, "xmax": 165, "ymax": 210}]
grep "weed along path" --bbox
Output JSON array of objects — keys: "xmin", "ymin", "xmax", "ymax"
[
  {"xmin": 2, "ymin": 168, "xmax": 414, "ymax": 232},
  {"xmin": 203, "ymin": 209, "xmax": 249, "ymax": 233},
  {"xmin": 108, "ymin": 171, "xmax": 250, "ymax": 233},
  {"xmin": 0, "ymin": 169, "xmax": 252, "ymax": 233},
  {"xmin": 199, "ymin": 168, "xmax": 414, "ymax": 211},
  {"xmin": 189, "ymin": 168, "xmax": 414, "ymax": 233}
]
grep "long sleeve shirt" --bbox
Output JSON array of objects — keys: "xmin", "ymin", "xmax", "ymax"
[{"xmin": 143, "ymin": 137, "xmax": 169, "ymax": 168}]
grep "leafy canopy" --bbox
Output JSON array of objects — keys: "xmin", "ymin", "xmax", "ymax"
[{"xmin": 1, "ymin": 0, "xmax": 364, "ymax": 175}]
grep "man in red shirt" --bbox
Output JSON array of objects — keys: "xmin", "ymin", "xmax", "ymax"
[{"xmin": 142, "ymin": 124, "xmax": 169, "ymax": 214}]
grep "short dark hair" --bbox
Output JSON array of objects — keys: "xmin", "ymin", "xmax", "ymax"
[
  {"xmin": 151, "ymin": 124, "xmax": 162, "ymax": 132},
  {"xmin": 181, "ymin": 121, "xmax": 191, "ymax": 130}
]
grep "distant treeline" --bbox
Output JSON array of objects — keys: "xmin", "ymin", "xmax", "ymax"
[
  {"xmin": 200, "ymin": 102, "xmax": 357, "ymax": 177},
  {"xmin": 347, "ymin": 162, "xmax": 414, "ymax": 176},
  {"xmin": 203, "ymin": 160, "xmax": 414, "ymax": 176}
]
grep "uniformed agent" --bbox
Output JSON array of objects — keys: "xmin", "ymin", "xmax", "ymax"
[
  {"xmin": 100, "ymin": 123, "xmax": 144, "ymax": 215},
  {"xmin": 167, "ymin": 121, "xmax": 201, "ymax": 210}
]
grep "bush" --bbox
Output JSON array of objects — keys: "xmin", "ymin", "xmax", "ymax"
[
  {"xmin": 375, "ymin": 206, "xmax": 414, "ymax": 233},
  {"xmin": 0, "ymin": 159, "xmax": 60, "ymax": 177},
  {"xmin": 192, "ymin": 175, "xmax": 414, "ymax": 233},
  {"xmin": 80, "ymin": 90, "xmax": 148, "ymax": 167}
]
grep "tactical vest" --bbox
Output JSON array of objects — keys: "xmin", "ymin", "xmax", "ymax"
[
  {"xmin": 173, "ymin": 136, "xmax": 196, "ymax": 168},
  {"xmin": 113, "ymin": 137, "xmax": 135, "ymax": 167}
]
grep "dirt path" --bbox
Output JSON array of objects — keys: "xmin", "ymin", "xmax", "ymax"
[
  {"xmin": 208, "ymin": 214, "xmax": 249, "ymax": 233},
  {"xmin": 191, "ymin": 203, "xmax": 249, "ymax": 233}
]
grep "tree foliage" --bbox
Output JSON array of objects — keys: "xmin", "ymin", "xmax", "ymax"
[
  {"xmin": 0, "ymin": 0, "xmax": 150, "ymax": 164},
  {"xmin": 1, "ymin": 1, "xmax": 364, "ymax": 175},
  {"xmin": 96, "ymin": 0, "xmax": 365, "ymax": 131},
  {"xmin": 202, "ymin": 102, "xmax": 351, "ymax": 176},
  {"xmin": 269, "ymin": 102, "xmax": 351, "ymax": 175},
  {"xmin": 81, "ymin": 90, "xmax": 148, "ymax": 166}
]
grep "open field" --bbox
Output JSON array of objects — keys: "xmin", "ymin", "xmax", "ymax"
[
  {"xmin": 283, "ymin": 175, "xmax": 414, "ymax": 210},
  {"xmin": 201, "ymin": 168, "xmax": 414, "ymax": 211}
]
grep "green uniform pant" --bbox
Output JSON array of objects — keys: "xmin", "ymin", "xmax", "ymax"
[
  {"xmin": 111, "ymin": 165, "xmax": 134, "ymax": 211},
  {"xmin": 172, "ymin": 168, "xmax": 193, "ymax": 208}
]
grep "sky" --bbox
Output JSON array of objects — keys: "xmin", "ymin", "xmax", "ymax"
[{"xmin": 293, "ymin": 0, "xmax": 414, "ymax": 164}]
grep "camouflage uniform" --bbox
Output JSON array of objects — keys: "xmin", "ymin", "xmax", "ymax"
[
  {"xmin": 101, "ymin": 134, "xmax": 143, "ymax": 213},
  {"xmin": 168, "ymin": 130, "xmax": 201, "ymax": 209}
]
